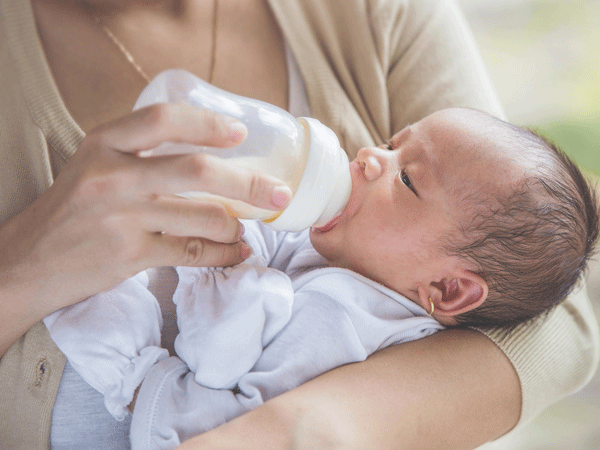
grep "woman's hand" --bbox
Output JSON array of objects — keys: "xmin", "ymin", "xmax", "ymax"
[{"xmin": 0, "ymin": 103, "xmax": 291, "ymax": 355}]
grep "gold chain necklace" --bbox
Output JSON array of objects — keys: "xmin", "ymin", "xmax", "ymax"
[{"xmin": 91, "ymin": 0, "xmax": 219, "ymax": 84}]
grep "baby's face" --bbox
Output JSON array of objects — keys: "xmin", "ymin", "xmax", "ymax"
[{"xmin": 309, "ymin": 108, "xmax": 521, "ymax": 302}]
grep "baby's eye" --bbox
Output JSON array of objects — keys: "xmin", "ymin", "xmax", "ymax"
[
  {"xmin": 400, "ymin": 169, "xmax": 417, "ymax": 195},
  {"xmin": 386, "ymin": 141, "xmax": 393, "ymax": 150}
]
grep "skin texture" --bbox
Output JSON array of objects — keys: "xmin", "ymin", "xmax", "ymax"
[
  {"xmin": 1, "ymin": 1, "xmax": 522, "ymax": 448},
  {"xmin": 33, "ymin": 0, "xmax": 288, "ymax": 133}
]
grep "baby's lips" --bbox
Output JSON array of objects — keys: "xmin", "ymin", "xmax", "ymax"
[{"xmin": 312, "ymin": 211, "xmax": 342, "ymax": 233}]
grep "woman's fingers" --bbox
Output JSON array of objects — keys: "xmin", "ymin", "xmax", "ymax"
[
  {"xmin": 90, "ymin": 103, "xmax": 248, "ymax": 153},
  {"xmin": 138, "ymin": 196, "xmax": 244, "ymax": 242},
  {"xmin": 135, "ymin": 153, "xmax": 291, "ymax": 211},
  {"xmin": 146, "ymin": 233, "xmax": 252, "ymax": 269},
  {"xmin": 84, "ymin": 103, "xmax": 292, "ymax": 211}
]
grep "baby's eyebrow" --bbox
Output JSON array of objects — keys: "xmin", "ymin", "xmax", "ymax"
[
  {"xmin": 404, "ymin": 142, "xmax": 438, "ymax": 192},
  {"xmin": 389, "ymin": 126, "xmax": 413, "ymax": 148}
]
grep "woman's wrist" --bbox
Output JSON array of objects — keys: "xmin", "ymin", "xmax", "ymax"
[
  {"xmin": 0, "ymin": 218, "xmax": 57, "ymax": 356},
  {"xmin": 0, "ymin": 275, "xmax": 48, "ymax": 357}
]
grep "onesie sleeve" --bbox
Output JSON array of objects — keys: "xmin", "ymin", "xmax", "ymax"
[
  {"xmin": 130, "ymin": 293, "xmax": 370, "ymax": 449},
  {"xmin": 131, "ymin": 271, "xmax": 442, "ymax": 450},
  {"xmin": 42, "ymin": 271, "xmax": 169, "ymax": 421},
  {"xmin": 174, "ymin": 259, "xmax": 294, "ymax": 390}
]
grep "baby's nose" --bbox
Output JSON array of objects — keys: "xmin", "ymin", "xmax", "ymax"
[{"xmin": 356, "ymin": 147, "xmax": 383, "ymax": 181}]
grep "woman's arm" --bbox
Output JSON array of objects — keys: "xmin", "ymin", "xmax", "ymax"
[
  {"xmin": 178, "ymin": 329, "xmax": 520, "ymax": 450},
  {"xmin": 0, "ymin": 104, "xmax": 291, "ymax": 357}
]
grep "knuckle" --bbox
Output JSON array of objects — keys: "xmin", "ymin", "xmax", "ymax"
[
  {"xmin": 70, "ymin": 173, "xmax": 105, "ymax": 206},
  {"xmin": 185, "ymin": 153, "xmax": 209, "ymax": 179},
  {"xmin": 74, "ymin": 166, "xmax": 133, "ymax": 203},
  {"xmin": 68, "ymin": 154, "xmax": 134, "ymax": 207},
  {"xmin": 246, "ymin": 172, "xmax": 265, "ymax": 203},
  {"xmin": 142, "ymin": 103, "xmax": 172, "ymax": 131},
  {"xmin": 202, "ymin": 203, "xmax": 230, "ymax": 236},
  {"xmin": 183, "ymin": 237, "xmax": 207, "ymax": 266}
]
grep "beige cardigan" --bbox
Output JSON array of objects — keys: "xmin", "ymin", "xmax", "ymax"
[{"xmin": 1, "ymin": 0, "xmax": 598, "ymax": 448}]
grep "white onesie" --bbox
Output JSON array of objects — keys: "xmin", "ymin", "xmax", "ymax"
[{"xmin": 44, "ymin": 221, "xmax": 443, "ymax": 450}]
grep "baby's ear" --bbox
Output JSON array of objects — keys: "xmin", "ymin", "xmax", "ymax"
[{"xmin": 419, "ymin": 271, "xmax": 488, "ymax": 318}]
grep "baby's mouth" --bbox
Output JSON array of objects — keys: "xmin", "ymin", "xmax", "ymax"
[
  {"xmin": 312, "ymin": 161, "xmax": 361, "ymax": 233},
  {"xmin": 311, "ymin": 210, "xmax": 343, "ymax": 233}
]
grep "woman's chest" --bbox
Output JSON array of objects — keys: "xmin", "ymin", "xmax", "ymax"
[{"xmin": 33, "ymin": 0, "xmax": 288, "ymax": 134}]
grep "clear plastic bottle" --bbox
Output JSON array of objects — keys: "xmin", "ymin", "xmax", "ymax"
[{"xmin": 134, "ymin": 69, "xmax": 351, "ymax": 232}]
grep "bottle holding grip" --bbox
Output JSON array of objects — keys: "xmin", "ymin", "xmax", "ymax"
[{"xmin": 134, "ymin": 69, "xmax": 351, "ymax": 232}]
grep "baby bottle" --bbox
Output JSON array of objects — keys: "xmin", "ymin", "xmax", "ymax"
[{"xmin": 134, "ymin": 69, "xmax": 351, "ymax": 232}]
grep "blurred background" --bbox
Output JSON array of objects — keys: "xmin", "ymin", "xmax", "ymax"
[
  {"xmin": 459, "ymin": 0, "xmax": 599, "ymax": 176},
  {"xmin": 457, "ymin": 1, "xmax": 600, "ymax": 448}
]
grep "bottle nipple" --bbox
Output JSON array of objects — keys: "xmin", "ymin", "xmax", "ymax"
[{"xmin": 266, "ymin": 118, "xmax": 352, "ymax": 232}]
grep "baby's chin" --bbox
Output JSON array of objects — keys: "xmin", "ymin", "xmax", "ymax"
[
  {"xmin": 308, "ymin": 228, "xmax": 325, "ymax": 253},
  {"xmin": 308, "ymin": 229, "xmax": 338, "ymax": 263},
  {"xmin": 309, "ymin": 231, "xmax": 361, "ymax": 276}
]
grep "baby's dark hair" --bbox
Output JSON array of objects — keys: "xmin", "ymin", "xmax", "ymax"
[{"xmin": 445, "ymin": 113, "xmax": 599, "ymax": 327}]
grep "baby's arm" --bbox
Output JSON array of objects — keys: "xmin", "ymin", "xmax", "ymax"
[
  {"xmin": 130, "ymin": 295, "xmax": 362, "ymax": 449},
  {"xmin": 172, "ymin": 220, "xmax": 311, "ymax": 389},
  {"xmin": 129, "ymin": 260, "xmax": 297, "ymax": 449},
  {"xmin": 130, "ymin": 272, "xmax": 441, "ymax": 449},
  {"xmin": 174, "ymin": 259, "xmax": 294, "ymax": 390},
  {"xmin": 43, "ymin": 271, "xmax": 168, "ymax": 420}
]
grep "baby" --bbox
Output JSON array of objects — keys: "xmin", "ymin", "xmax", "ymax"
[{"xmin": 44, "ymin": 107, "xmax": 599, "ymax": 449}]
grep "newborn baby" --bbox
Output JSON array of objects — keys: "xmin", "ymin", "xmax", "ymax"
[{"xmin": 44, "ymin": 107, "xmax": 599, "ymax": 449}]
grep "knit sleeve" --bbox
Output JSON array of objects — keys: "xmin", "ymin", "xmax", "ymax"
[
  {"xmin": 378, "ymin": 0, "xmax": 506, "ymax": 130},
  {"xmin": 475, "ymin": 281, "xmax": 599, "ymax": 427}
]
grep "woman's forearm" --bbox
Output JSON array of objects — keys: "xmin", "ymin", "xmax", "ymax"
[{"xmin": 177, "ymin": 328, "xmax": 521, "ymax": 450}]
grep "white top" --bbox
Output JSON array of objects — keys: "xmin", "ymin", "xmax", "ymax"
[
  {"xmin": 45, "ymin": 221, "xmax": 443, "ymax": 449},
  {"xmin": 46, "ymin": 48, "xmax": 442, "ymax": 449}
]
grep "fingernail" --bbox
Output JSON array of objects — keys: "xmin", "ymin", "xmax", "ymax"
[
  {"xmin": 240, "ymin": 243, "xmax": 252, "ymax": 260},
  {"xmin": 272, "ymin": 185, "xmax": 292, "ymax": 209},
  {"xmin": 228, "ymin": 121, "xmax": 248, "ymax": 144},
  {"xmin": 237, "ymin": 223, "xmax": 246, "ymax": 241}
]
